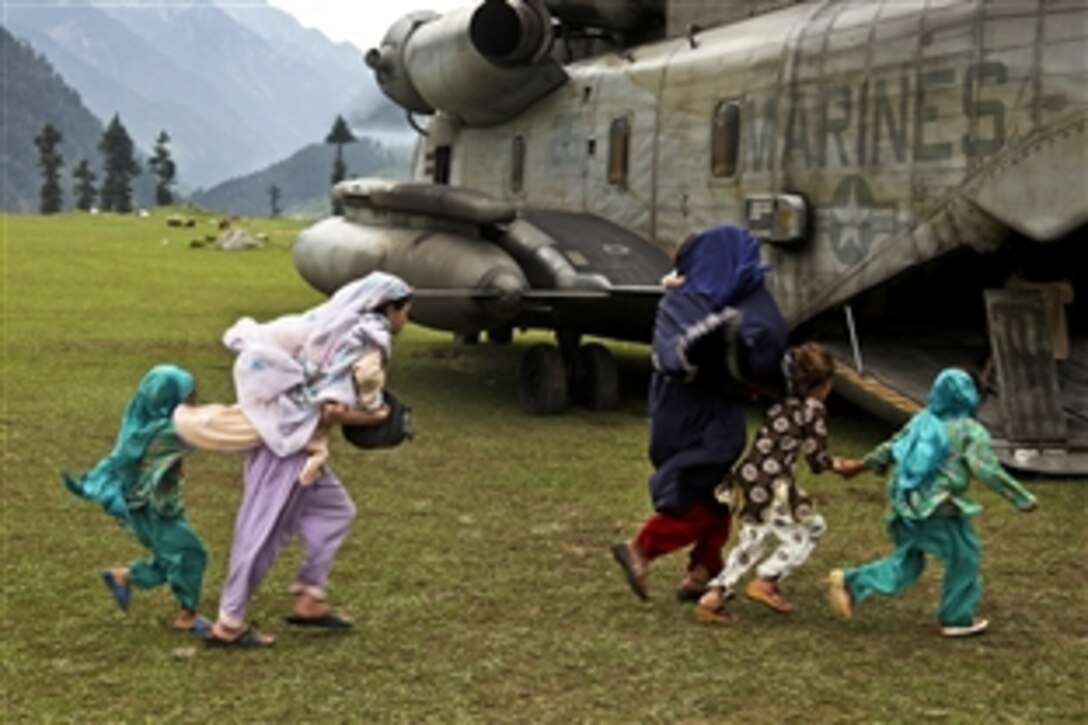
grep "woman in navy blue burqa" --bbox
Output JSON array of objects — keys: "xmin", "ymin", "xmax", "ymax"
[{"xmin": 612, "ymin": 224, "xmax": 787, "ymax": 602}]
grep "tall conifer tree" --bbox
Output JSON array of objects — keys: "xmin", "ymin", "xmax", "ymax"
[
  {"xmin": 268, "ymin": 183, "xmax": 282, "ymax": 218},
  {"xmin": 34, "ymin": 123, "xmax": 64, "ymax": 214},
  {"xmin": 72, "ymin": 159, "xmax": 97, "ymax": 211},
  {"xmin": 147, "ymin": 130, "xmax": 177, "ymax": 206},
  {"xmin": 325, "ymin": 115, "xmax": 355, "ymax": 215},
  {"xmin": 98, "ymin": 114, "xmax": 141, "ymax": 213}
]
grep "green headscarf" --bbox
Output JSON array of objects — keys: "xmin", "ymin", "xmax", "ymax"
[
  {"xmin": 63, "ymin": 365, "xmax": 195, "ymax": 520},
  {"xmin": 891, "ymin": 368, "xmax": 979, "ymax": 499}
]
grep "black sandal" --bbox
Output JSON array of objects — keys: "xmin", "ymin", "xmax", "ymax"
[
  {"xmin": 203, "ymin": 627, "xmax": 275, "ymax": 648},
  {"xmin": 675, "ymin": 584, "xmax": 708, "ymax": 604},
  {"xmin": 283, "ymin": 611, "xmax": 354, "ymax": 630}
]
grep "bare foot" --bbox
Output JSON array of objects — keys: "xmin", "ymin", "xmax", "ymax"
[
  {"xmin": 172, "ymin": 609, "xmax": 203, "ymax": 630},
  {"xmin": 694, "ymin": 587, "xmax": 736, "ymax": 624},
  {"xmin": 698, "ymin": 587, "xmax": 725, "ymax": 611},
  {"xmin": 292, "ymin": 592, "xmax": 332, "ymax": 620},
  {"xmin": 611, "ymin": 539, "xmax": 650, "ymax": 600},
  {"xmin": 625, "ymin": 540, "xmax": 649, "ymax": 578}
]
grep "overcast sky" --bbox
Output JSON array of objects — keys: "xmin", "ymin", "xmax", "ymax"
[{"xmin": 266, "ymin": 0, "xmax": 468, "ymax": 53}]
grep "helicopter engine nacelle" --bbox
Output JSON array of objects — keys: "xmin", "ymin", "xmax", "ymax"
[
  {"xmin": 365, "ymin": 0, "xmax": 567, "ymax": 126},
  {"xmin": 545, "ymin": 0, "xmax": 665, "ymax": 35}
]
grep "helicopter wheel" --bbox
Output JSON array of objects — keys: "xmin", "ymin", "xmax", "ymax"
[
  {"xmin": 487, "ymin": 327, "xmax": 513, "ymax": 345},
  {"xmin": 572, "ymin": 342, "xmax": 620, "ymax": 411},
  {"xmin": 453, "ymin": 331, "xmax": 479, "ymax": 345},
  {"xmin": 519, "ymin": 343, "xmax": 568, "ymax": 414}
]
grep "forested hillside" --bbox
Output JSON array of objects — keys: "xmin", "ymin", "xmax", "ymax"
[
  {"xmin": 4, "ymin": 0, "xmax": 394, "ymax": 190},
  {"xmin": 0, "ymin": 26, "xmax": 104, "ymax": 212},
  {"xmin": 190, "ymin": 138, "xmax": 413, "ymax": 218}
]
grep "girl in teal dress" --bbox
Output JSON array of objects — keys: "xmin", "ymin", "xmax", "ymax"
[
  {"xmin": 829, "ymin": 368, "xmax": 1039, "ymax": 637},
  {"xmin": 63, "ymin": 364, "xmax": 210, "ymax": 634}
]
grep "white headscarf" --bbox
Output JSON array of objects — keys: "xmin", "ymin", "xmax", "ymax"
[{"xmin": 226, "ymin": 271, "xmax": 412, "ymax": 456}]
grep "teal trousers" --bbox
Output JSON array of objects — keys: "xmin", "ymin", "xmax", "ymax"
[
  {"xmin": 126, "ymin": 507, "xmax": 208, "ymax": 612},
  {"xmin": 844, "ymin": 515, "xmax": 981, "ymax": 627}
]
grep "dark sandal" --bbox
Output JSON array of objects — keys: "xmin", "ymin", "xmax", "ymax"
[
  {"xmin": 203, "ymin": 627, "xmax": 275, "ymax": 648},
  {"xmin": 179, "ymin": 615, "xmax": 212, "ymax": 637},
  {"xmin": 676, "ymin": 580, "xmax": 708, "ymax": 604},
  {"xmin": 283, "ymin": 611, "xmax": 354, "ymax": 630},
  {"xmin": 610, "ymin": 542, "xmax": 649, "ymax": 601},
  {"xmin": 101, "ymin": 570, "xmax": 130, "ymax": 612}
]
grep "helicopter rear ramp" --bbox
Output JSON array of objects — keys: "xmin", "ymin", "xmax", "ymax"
[{"xmin": 827, "ymin": 330, "xmax": 1088, "ymax": 477}]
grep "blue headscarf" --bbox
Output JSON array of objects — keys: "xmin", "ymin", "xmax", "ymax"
[
  {"xmin": 674, "ymin": 225, "xmax": 769, "ymax": 310},
  {"xmin": 891, "ymin": 368, "xmax": 979, "ymax": 498},
  {"xmin": 63, "ymin": 365, "xmax": 195, "ymax": 520}
]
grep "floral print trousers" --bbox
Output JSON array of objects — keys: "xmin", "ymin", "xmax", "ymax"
[{"xmin": 708, "ymin": 513, "xmax": 827, "ymax": 596}]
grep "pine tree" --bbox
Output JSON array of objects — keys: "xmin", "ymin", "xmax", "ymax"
[
  {"xmin": 325, "ymin": 115, "xmax": 356, "ymax": 215},
  {"xmin": 72, "ymin": 159, "xmax": 97, "ymax": 211},
  {"xmin": 268, "ymin": 184, "xmax": 282, "ymax": 218},
  {"xmin": 34, "ymin": 123, "xmax": 64, "ymax": 214},
  {"xmin": 147, "ymin": 130, "xmax": 177, "ymax": 206},
  {"xmin": 98, "ymin": 114, "xmax": 141, "ymax": 213}
]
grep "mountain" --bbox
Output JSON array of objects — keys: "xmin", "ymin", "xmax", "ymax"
[
  {"xmin": 0, "ymin": 25, "xmax": 105, "ymax": 212},
  {"xmin": 2, "ymin": 0, "xmax": 409, "ymax": 191},
  {"xmin": 189, "ymin": 138, "xmax": 414, "ymax": 218}
]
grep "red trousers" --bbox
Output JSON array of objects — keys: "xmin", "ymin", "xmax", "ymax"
[{"xmin": 636, "ymin": 502, "xmax": 733, "ymax": 575}]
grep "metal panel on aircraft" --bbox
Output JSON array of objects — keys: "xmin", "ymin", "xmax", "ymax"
[
  {"xmin": 518, "ymin": 209, "xmax": 671, "ymax": 286},
  {"xmin": 984, "ymin": 289, "xmax": 1067, "ymax": 443}
]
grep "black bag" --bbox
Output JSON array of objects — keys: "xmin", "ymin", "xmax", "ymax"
[{"xmin": 341, "ymin": 390, "xmax": 413, "ymax": 449}]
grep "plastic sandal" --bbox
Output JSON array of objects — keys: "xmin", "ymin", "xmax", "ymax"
[
  {"xmin": 101, "ymin": 570, "xmax": 130, "ymax": 612},
  {"xmin": 203, "ymin": 627, "xmax": 275, "ymax": 649},
  {"xmin": 181, "ymin": 616, "xmax": 212, "ymax": 637},
  {"xmin": 283, "ymin": 611, "xmax": 354, "ymax": 630}
]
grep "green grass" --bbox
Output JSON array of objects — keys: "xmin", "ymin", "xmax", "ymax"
[{"xmin": 2, "ymin": 210, "xmax": 1085, "ymax": 722}]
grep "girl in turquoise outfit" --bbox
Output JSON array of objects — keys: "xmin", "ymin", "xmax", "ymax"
[
  {"xmin": 63, "ymin": 364, "xmax": 210, "ymax": 634},
  {"xmin": 829, "ymin": 368, "xmax": 1038, "ymax": 637}
]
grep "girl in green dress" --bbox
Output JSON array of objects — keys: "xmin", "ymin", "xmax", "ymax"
[
  {"xmin": 63, "ymin": 364, "xmax": 210, "ymax": 634},
  {"xmin": 829, "ymin": 368, "xmax": 1038, "ymax": 637}
]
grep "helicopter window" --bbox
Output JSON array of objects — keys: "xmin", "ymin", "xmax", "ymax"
[
  {"xmin": 511, "ymin": 135, "xmax": 525, "ymax": 193},
  {"xmin": 711, "ymin": 101, "xmax": 740, "ymax": 178},
  {"xmin": 608, "ymin": 117, "xmax": 630, "ymax": 188}
]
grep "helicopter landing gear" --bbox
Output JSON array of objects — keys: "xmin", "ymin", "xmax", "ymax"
[
  {"xmin": 518, "ymin": 332, "xmax": 620, "ymax": 415},
  {"xmin": 571, "ymin": 342, "xmax": 620, "ymax": 411},
  {"xmin": 487, "ymin": 327, "xmax": 513, "ymax": 344},
  {"xmin": 520, "ymin": 343, "xmax": 568, "ymax": 414},
  {"xmin": 454, "ymin": 327, "xmax": 513, "ymax": 345}
]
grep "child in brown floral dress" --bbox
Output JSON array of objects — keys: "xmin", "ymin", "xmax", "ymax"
[{"xmin": 696, "ymin": 342, "xmax": 848, "ymax": 623}]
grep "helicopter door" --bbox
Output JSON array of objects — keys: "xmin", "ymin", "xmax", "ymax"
[{"xmin": 581, "ymin": 70, "xmax": 660, "ymax": 241}]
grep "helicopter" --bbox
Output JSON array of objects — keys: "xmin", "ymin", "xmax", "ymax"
[{"xmin": 292, "ymin": 0, "xmax": 1086, "ymax": 475}]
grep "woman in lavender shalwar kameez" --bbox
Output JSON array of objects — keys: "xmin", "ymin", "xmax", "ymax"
[{"xmin": 205, "ymin": 272, "xmax": 413, "ymax": 648}]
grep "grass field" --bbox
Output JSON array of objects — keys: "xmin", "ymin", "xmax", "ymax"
[{"xmin": 2, "ymin": 209, "xmax": 1085, "ymax": 722}]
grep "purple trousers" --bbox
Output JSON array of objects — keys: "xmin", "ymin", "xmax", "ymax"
[{"xmin": 217, "ymin": 445, "xmax": 356, "ymax": 627}]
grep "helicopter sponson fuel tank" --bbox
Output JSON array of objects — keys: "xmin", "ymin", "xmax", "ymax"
[
  {"xmin": 294, "ymin": 178, "xmax": 670, "ymax": 342},
  {"xmin": 364, "ymin": 0, "xmax": 566, "ymax": 127},
  {"xmin": 294, "ymin": 179, "xmax": 529, "ymax": 333}
]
